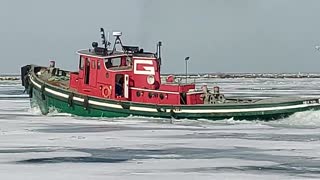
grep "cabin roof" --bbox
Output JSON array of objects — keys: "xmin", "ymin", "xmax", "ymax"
[{"xmin": 77, "ymin": 49, "xmax": 156, "ymax": 59}]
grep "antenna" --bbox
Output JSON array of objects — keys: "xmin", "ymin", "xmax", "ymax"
[
  {"xmin": 100, "ymin": 28, "xmax": 106, "ymax": 49},
  {"xmin": 107, "ymin": 32, "xmax": 110, "ymax": 47},
  {"xmin": 156, "ymin": 41, "xmax": 162, "ymax": 68},
  {"xmin": 185, "ymin": 56, "xmax": 190, "ymax": 84}
]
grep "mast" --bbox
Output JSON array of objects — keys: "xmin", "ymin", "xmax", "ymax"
[
  {"xmin": 156, "ymin": 41, "xmax": 162, "ymax": 70},
  {"xmin": 100, "ymin": 28, "xmax": 108, "ymax": 55}
]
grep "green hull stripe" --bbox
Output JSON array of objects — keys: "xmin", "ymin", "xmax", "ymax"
[
  {"xmin": 129, "ymin": 106, "xmax": 158, "ymax": 112},
  {"xmin": 45, "ymin": 87, "xmax": 69, "ymax": 98},
  {"xmin": 73, "ymin": 97, "xmax": 84, "ymax": 102},
  {"xmin": 88, "ymin": 100, "xmax": 122, "ymax": 109}
]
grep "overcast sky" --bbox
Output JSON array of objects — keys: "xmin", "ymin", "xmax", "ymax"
[{"xmin": 1, "ymin": 0, "xmax": 320, "ymax": 74}]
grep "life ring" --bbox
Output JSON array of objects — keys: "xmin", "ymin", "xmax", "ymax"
[{"xmin": 102, "ymin": 86, "xmax": 112, "ymax": 98}]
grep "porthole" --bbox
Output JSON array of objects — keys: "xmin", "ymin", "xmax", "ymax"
[
  {"xmin": 136, "ymin": 91, "xmax": 141, "ymax": 97},
  {"xmin": 147, "ymin": 75, "xmax": 155, "ymax": 85},
  {"xmin": 148, "ymin": 92, "xmax": 153, "ymax": 98},
  {"xmin": 159, "ymin": 93, "xmax": 164, "ymax": 100}
]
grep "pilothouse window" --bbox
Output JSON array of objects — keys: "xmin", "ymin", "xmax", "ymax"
[
  {"xmin": 104, "ymin": 56, "xmax": 132, "ymax": 70},
  {"xmin": 105, "ymin": 57, "xmax": 121, "ymax": 68},
  {"xmin": 112, "ymin": 57, "xmax": 121, "ymax": 67},
  {"xmin": 84, "ymin": 58, "xmax": 90, "ymax": 84},
  {"xmin": 79, "ymin": 56, "xmax": 85, "ymax": 70}
]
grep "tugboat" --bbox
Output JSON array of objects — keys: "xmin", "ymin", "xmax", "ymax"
[{"xmin": 21, "ymin": 29, "xmax": 320, "ymax": 120}]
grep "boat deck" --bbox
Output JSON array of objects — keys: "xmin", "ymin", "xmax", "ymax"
[{"xmin": 37, "ymin": 68, "xmax": 70, "ymax": 89}]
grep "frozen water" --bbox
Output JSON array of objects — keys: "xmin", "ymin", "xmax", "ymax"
[{"xmin": 1, "ymin": 78, "xmax": 320, "ymax": 179}]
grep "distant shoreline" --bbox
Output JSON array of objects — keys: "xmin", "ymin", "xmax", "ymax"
[
  {"xmin": 0, "ymin": 76, "xmax": 20, "ymax": 81},
  {"xmin": 163, "ymin": 73, "xmax": 320, "ymax": 79},
  {"xmin": 4, "ymin": 73, "xmax": 320, "ymax": 81}
]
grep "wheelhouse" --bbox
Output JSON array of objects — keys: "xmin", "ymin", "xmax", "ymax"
[{"xmin": 69, "ymin": 30, "xmax": 203, "ymax": 105}]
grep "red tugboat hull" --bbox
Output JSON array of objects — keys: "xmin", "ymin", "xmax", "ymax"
[{"xmin": 23, "ymin": 65, "xmax": 320, "ymax": 120}]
